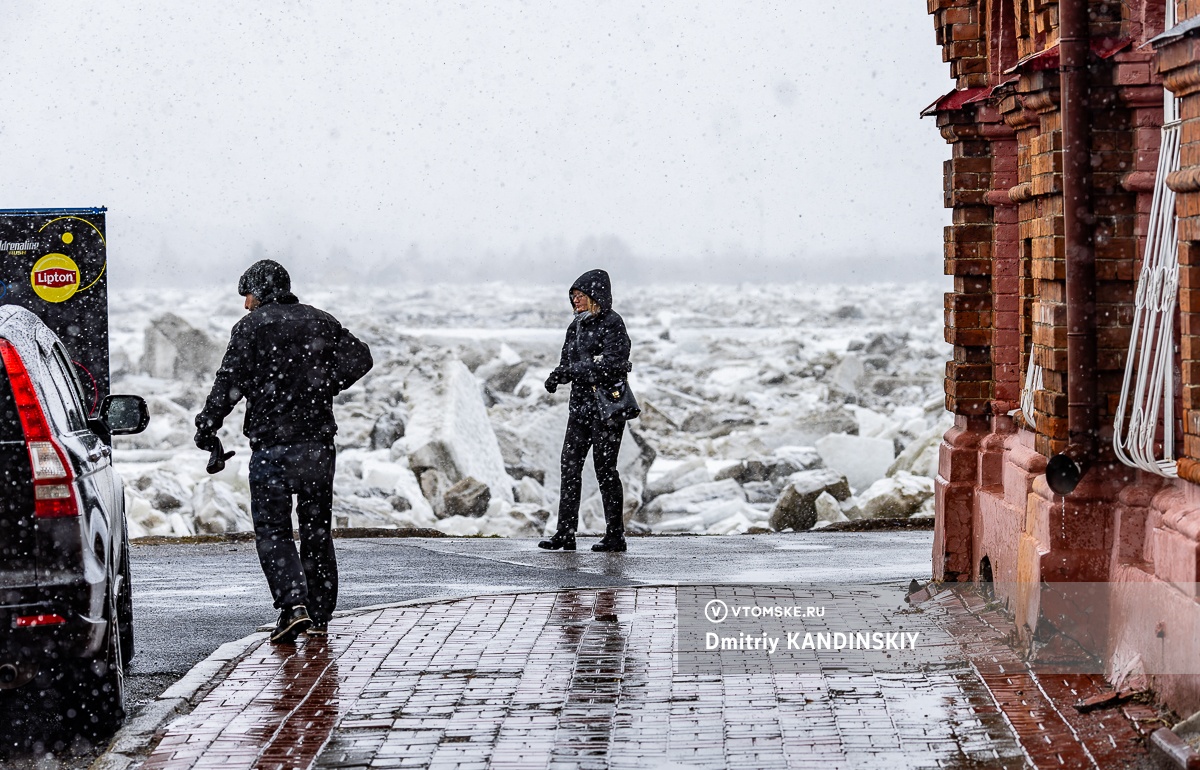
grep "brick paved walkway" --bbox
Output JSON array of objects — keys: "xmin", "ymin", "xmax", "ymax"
[
  {"xmin": 138, "ymin": 586, "xmax": 1153, "ymax": 769},
  {"xmin": 926, "ymin": 589, "xmax": 1160, "ymax": 770}
]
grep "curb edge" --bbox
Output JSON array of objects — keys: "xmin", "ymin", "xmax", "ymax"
[{"xmin": 90, "ymin": 631, "xmax": 269, "ymax": 770}]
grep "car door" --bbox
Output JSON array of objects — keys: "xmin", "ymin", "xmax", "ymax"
[{"xmin": 56, "ymin": 343, "xmax": 119, "ymax": 516}]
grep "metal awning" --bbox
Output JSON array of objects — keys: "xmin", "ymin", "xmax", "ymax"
[
  {"xmin": 920, "ymin": 87, "xmax": 989, "ymax": 117},
  {"xmin": 921, "ymin": 37, "xmax": 1131, "ymax": 118},
  {"xmin": 919, "ymin": 76, "xmax": 1018, "ymax": 117},
  {"xmin": 1003, "ymin": 37, "xmax": 1132, "ymax": 74},
  {"xmin": 1149, "ymin": 15, "xmax": 1200, "ymax": 47}
]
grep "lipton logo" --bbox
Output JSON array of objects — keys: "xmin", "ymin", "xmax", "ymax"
[
  {"xmin": 30, "ymin": 254, "xmax": 81, "ymax": 303},
  {"xmin": 34, "ymin": 268, "xmax": 77, "ymax": 287}
]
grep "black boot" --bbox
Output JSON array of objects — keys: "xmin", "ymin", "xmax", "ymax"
[
  {"xmin": 538, "ymin": 531, "xmax": 576, "ymax": 551},
  {"xmin": 270, "ymin": 605, "xmax": 312, "ymax": 644},
  {"xmin": 591, "ymin": 534, "xmax": 627, "ymax": 552}
]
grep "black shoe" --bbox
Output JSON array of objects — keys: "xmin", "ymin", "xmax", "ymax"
[
  {"xmin": 538, "ymin": 531, "xmax": 576, "ymax": 551},
  {"xmin": 305, "ymin": 623, "xmax": 328, "ymax": 638},
  {"xmin": 591, "ymin": 536, "xmax": 627, "ymax": 552},
  {"xmin": 270, "ymin": 605, "xmax": 312, "ymax": 644}
]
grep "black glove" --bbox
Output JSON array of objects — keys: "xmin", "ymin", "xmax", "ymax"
[
  {"xmin": 206, "ymin": 439, "xmax": 236, "ymax": 475},
  {"xmin": 194, "ymin": 431, "xmax": 220, "ymax": 453},
  {"xmin": 545, "ymin": 367, "xmax": 571, "ymax": 393},
  {"xmin": 567, "ymin": 361, "xmax": 596, "ymax": 385}
]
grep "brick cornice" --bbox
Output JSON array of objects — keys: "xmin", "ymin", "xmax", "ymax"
[
  {"xmin": 1008, "ymin": 182, "xmax": 1035, "ymax": 203},
  {"xmin": 1177, "ymin": 457, "xmax": 1200, "ymax": 485},
  {"xmin": 1001, "ymin": 103, "xmax": 1040, "ymax": 130},
  {"xmin": 1167, "ymin": 167, "xmax": 1200, "ymax": 194},
  {"xmin": 979, "ymin": 121, "xmax": 1017, "ymax": 140},
  {"xmin": 1022, "ymin": 90, "xmax": 1060, "ymax": 114},
  {"xmin": 998, "ymin": 90, "xmax": 1043, "ymax": 129},
  {"xmin": 1121, "ymin": 171, "xmax": 1156, "ymax": 193},
  {"xmin": 939, "ymin": 117, "xmax": 996, "ymax": 143},
  {"xmin": 1117, "ymin": 85, "xmax": 1165, "ymax": 109},
  {"xmin": 985, "ymin": 190, "xmax": 1018, "ymax": 207},
  {"xmin": 1163, "ymin": 62, "xmax": 1200, "ymax": 98}
]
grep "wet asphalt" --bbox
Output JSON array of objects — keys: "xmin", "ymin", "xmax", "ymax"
[
  {"xmin": 129, "ymin": 532, "xmax": 934, "ymax": 686},
  {"xmin": 0, "ymin": 531, "xmax": 933, "ymax": 768}
]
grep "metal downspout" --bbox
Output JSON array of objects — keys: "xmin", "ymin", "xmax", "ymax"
[{"xmin": 1046, "ymin": 0, "xmax": 1098, "ymax": 495}]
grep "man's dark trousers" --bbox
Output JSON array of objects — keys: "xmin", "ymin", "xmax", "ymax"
[{"xmin": 249, "ymin": 441, "xmax": 337, "ymax": 626}]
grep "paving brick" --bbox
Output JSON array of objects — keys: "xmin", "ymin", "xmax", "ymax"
[{"xmin": 138, "ymin": 587, "xmax": 1163, "ymax": 769}]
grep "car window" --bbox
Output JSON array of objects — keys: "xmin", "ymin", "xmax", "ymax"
[
  {"xmin": 32, "ymin": 346, "xmax": 73, "ymax": 436},
  {"xmin": 43, "ymin": 344, "xmax": 88, "ymax": 433},
  {"xmin": 58, "ymin": 345, "xmax": 94, "ymax": 416}
]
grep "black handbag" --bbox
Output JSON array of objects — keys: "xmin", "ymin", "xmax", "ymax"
[
  {"xmin": 570, "ymin": 314, "xmax": 639, "ymax": 424},
  {"xmin": 593, "ymin": 379, "xmax": 641, "ymax": 425}
]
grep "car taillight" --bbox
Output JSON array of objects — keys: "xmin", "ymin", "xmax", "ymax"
[
  {"xmin": 14, "ymin": 614, "xmax": 67, "ymax": 627},
  {"xmin": 0, "ymin": 340, "xmax": 79, "ymax": 518},
  {"xmin": 28, "ymin": 441, "xmax": 68, "ymax": 479}
]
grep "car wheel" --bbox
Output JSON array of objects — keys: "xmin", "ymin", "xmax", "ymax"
[
  {"xmin": 62, "ymin": 589, "xmax": 126, "ymax": 737},
  {"xmin": 117, "ymin": 543, "xmax": 134, "ymax": 666}
]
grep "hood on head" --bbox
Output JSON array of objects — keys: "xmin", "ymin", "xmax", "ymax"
[
  {"xmin": 570, "ymin": 269, "xmax": 612, "ymax": 312},
  {"xmin": 238, "ymin": 259, "xmax": 292, "ymax": 304}
]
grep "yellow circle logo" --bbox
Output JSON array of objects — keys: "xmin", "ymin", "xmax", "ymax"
[{"xmin": 30, "ymin": 254, "xmax": 81, "ymax": 303}]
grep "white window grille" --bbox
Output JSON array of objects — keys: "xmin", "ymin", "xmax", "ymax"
[
  {"xmin": 1113, "ymin": 80, "xmax": 1180, "ymax": 477},
  {"xmin": 1019, "ymin": 342, "xmax": 1041, "ymax": 429}
]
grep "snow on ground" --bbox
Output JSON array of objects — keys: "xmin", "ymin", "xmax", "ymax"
[{"xmin": 108, "ymin": 281, "xmax": 951, "ymax": 538}]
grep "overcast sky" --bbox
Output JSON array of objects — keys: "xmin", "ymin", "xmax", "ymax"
[{"xmin": 0, "ymin": 2, "xmax": 951, "ymax": 286}]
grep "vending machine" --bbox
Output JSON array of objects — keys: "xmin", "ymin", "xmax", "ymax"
[{"xmin": 0, "ymin": 207, "xmax": 110, "ymax": 415}]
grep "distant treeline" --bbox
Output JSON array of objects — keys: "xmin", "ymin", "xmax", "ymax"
[{"xmin": 115, "ymin": 234, "xmax": 937, "ymax": 288}]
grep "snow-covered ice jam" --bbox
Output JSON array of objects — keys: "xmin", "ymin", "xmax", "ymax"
[{"xmin": 105, "ymin": 281, "xmax": 949, "ymax": 541}]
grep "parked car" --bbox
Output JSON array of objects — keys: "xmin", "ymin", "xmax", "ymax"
[{"xmin": 0, "ymin": 305, "xmax": 148, "ymax": 733}]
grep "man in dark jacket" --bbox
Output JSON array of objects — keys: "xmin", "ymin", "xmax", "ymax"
[{"xmin": 195, "ymin": 260, "xmax": 372, "ymax": 643}]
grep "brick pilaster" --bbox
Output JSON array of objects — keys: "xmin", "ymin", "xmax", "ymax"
[
  {"xmin": 940, "ymin": 110, "xmax": 996, "ymax": 418},
  {"xmin": 929, "ymin": 0, "xmax": 989, "ymax": 88},
  {"xmin": 1012, "ymin": 79, "xmax": 1071, "ymax": 456},
  {"xmin": 1099, "ymin": 52, "xmax": 1165, "ymax": 450},
  {"xmin": 1014, "ymin": 0, "xmax": 1060, "ymax": 62}
]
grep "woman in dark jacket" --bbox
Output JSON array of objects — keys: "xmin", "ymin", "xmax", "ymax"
[{"xmin": 539, "ymin": 269, "xmax": 632, "ymax": 552}]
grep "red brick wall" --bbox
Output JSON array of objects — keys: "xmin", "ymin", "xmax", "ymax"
[{"xmin": 931, "ymin": 3, "xmax": 1160, "ymax": 458}]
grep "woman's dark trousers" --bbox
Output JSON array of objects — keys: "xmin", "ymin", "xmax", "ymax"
[
  {"xmin": 248, "ymin": 442, "xmax": 338, "ymax": 626},
  {"xmin": 557, "ymin": 410, "xmax": 625, "ymax": 536}
]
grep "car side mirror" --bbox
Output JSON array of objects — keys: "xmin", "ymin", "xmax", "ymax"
[{"xmin": 100, "ymin": 395, "xmax": 150, "ymax": 435}]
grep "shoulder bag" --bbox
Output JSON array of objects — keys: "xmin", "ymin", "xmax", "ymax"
[
  {"xmin": 571, "ymin": 314, "xmax": 640, "ymax": 425},
  {"xmin": 593, "ymin": 378, "xmax": 640, "ymax": 426}
]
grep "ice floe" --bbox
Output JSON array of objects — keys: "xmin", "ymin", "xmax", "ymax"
[{"xmin": 109, "ymin": 281, "xmax": 950, "ymax": 537}]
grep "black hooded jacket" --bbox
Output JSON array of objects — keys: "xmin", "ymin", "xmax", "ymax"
[
  {"xmin": 195, "ymin": 293, "xmax": 372, "ymax": 449},
  {"xmin": 553, "ymin": 269, "xmax": 631, "ymax": 414}
]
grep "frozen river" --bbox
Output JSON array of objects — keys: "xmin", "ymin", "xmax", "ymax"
[{"xmin": 106, "ymin": 281, "xmax": 951, "ymax": 539}]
